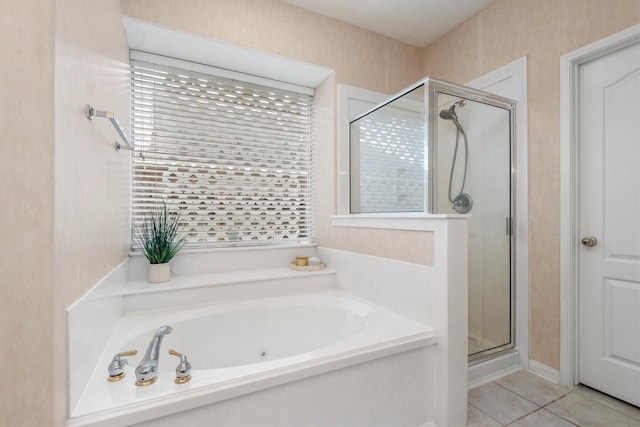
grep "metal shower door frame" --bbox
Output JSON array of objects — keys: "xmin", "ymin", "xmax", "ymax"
[{"xmin": 427, "ymin": 79, "xmax": 518, "ymax": 362}]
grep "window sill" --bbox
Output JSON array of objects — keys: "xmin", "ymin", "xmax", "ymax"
[{"xmin": 129, "ymin": 241, "xmax": 316, "ymax": 257}]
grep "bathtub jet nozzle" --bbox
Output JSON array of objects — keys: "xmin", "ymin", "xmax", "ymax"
[{"xmin": 135, "ymin": 325, "xmax": 173, "ymax": 386}]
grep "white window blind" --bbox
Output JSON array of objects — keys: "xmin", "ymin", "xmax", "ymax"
[{"xmin": 130, "ymin": 57, "xmax": 314, "ymax": 248}]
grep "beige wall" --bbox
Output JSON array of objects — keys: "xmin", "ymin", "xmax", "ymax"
[
  {"xmin": 0, "ymin": 1, "xmax": 56, "ymax": 425},
  {"xmin": 1, "ymin": 0, "xmax": 130, "ymax": 425},
  {"xmin": 121, "ymin": 0, "xmax": 433, "ymax": 265},
  {"xmin": 53, "ymin": 0, "xmax": 131, "ymax": 423},
  {"xmin": 122, "ymin": 0, "xmax": 423, "ymax": 95},
  {"xmin": 423, "ymin": 0, "xmax": 640, "ymax": 369},
  {"xmin": 55, "ymin": 0, "xmax": 131, "ymax": 304}
]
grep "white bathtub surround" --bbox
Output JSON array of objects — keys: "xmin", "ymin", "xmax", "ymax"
[
  {"xmin": 68, "ymin": 216, "xmax": 467, "ymax": 426},
  {"xmin": 67, "ymin": 258, "xmax": 129, "ymax": 412}
]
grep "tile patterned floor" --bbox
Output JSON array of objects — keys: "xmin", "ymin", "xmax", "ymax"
[{"xmin": 468, "ymin": 370, "xmax": 640, "ymax": 426}]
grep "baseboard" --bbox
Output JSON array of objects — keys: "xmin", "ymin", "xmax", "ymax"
[
  {"xmin": 529, "ymin": 360, "xmax": 560, "ymax": 383},
  {"xmin": 468, "ymin": 349, "xmax": 521, "ymax": 388}
]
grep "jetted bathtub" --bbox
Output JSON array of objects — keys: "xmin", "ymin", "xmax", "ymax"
[{"xmin": 69, "ymin": 290, "xmax": 436, "ymax": 426}]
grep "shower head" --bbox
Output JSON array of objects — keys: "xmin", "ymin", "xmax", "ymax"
[
  {"xmin": 439, "ymin": 103, "xmax": 466, "ymax": 136},
  {"xmin": 439, "ymin": 104, "xmax": 457, "ymax": 120},
  {"xmin": 439, "ymin": 99, "xmax": 467, "ymax": 120}
]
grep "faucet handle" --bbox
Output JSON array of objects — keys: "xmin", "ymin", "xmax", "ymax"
[
  {"xmin": 107, "ymin": 349, "xmax": 138, "ymax": 382},
  {"xmin": 118, "ymin": 349, "xmax": 138, "ymax": 358},
  {"xmin": 169, "ymin": 349, "xmax": 192, "ymax": 384}
]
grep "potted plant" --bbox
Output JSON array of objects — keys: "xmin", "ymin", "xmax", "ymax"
[{"xmin": 134, "ymin": 201, "xmax": 185, "ymax": 283}]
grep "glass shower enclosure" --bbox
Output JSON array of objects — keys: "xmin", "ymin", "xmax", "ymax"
[{"xmin": 349, "ymin": 78, "xmax": 516, "ymax": 362}]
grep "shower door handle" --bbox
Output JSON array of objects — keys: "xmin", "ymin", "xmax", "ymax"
[
  {"xmin": 581, "ymin": 236, "xmax": 598, "ymax": 247},
  {"xmin": 506, "ymin": 217, "xmax": 513, "ymax": 236}
]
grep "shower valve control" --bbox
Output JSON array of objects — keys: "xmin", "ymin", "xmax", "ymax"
[{"xmin": 581, "ymin": 236, "xmax": 598, "ymax": 247}]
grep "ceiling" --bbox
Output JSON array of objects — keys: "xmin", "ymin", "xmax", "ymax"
[{"xmin": 279, "ymin": 0, "xmax": 493, "ymax": 48}]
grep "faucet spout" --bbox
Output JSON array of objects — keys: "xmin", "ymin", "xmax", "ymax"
[{"xmin": 135, "ymin": 325, "xmax": 172, "ymax": 386}]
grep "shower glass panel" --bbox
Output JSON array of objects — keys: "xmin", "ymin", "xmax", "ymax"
[
  {"xmin": 349, "ymin": 78, "xmax": 516, "ymax": 362},
  {"xmin": 350, "ymin": 85, "xmax": 426, "ymax": 213}
]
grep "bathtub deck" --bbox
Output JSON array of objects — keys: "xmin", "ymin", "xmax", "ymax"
[{"xmin": 122, "ymin": 266, "xmax": 339, "ymax": 312}]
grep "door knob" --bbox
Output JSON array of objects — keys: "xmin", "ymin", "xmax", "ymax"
[{"xmin": 581, "ymin": 236, "xmax": 598, "ymax": 247}]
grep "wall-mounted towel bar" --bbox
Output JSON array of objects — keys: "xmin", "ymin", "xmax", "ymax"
[{"xmin": 86, "ymin": 104, "xmax": 133, "ymax": 151}]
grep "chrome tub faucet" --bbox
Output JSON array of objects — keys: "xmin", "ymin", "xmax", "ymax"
[{"xmin": 135, "ymin": 325, "xmax": 173, "ymax": 386}]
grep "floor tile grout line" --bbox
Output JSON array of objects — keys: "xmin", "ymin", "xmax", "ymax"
[
  {"xmin": 493, "ymin": 381, "xmax": 584, "ymax": 426},
  {"xmin": 504, "ymin": 407, "xmax": 545, "ymax": 426},
  {"xmin": 467, "ymin": 400, "xmax": 504, "ymax": 425},
  {"xmin": 543, "ymin": 392, "xmax": 640, "ymax": 426},
  {"xmin": 469, "ymin": 381, "xmax": 541, "ymax": 425},
  {"xmin": 503, "ymin": 407, "xmax": 581, "ymax": 427},
  {"xmin": 492, "ymin": 380, "xmax": 549, "ymax": 408},
  {"xmin": 470, "ymin": 378, "xmax": 578, "ymax": 427},
  {"xmin": 571, "ymin": 386, "xmax": 640, "ymax": 422},
  {"xmin": 469, "ymin": 373, "xmax": 640, "ymax": 427},
  {"xmin": 540, "ymin": 393, "xmax": 580, "ymax": 426},
  {"xmin": 577, "ymin": 385, "xmax": 640, "ymax": 420}
]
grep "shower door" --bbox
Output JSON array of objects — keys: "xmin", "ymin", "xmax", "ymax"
[{"xmin": 434, "ymin": 91, "xmax": 514, "ymax": 361}]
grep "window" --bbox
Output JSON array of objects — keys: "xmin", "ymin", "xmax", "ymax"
[{"xmin": 130, "ymin": 53, "xmax": 314, "ymax": 248}]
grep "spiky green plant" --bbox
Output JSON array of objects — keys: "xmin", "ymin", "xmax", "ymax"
[{"xmin": 135, "ymin": 202, "xmax": 185, "ymax": 264}]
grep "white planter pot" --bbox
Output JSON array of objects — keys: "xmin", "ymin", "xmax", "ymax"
[{"xmin": 148, "ymin": 262, "xmax": 171, "ymax": 283}]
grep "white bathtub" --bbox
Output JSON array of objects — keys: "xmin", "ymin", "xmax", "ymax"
[{"xmin": 69, "ymin": 290, "xmax": 436, "ymax": 426}]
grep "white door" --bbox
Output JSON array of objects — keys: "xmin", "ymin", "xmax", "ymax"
[{"xmin": 578, "ymin": 40, "xmax": 640, "ymax": 406}]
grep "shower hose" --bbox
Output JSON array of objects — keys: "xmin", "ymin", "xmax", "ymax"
[{"xmin": 448, "ymin": 117, "xmax": 469, "ymax": 205}]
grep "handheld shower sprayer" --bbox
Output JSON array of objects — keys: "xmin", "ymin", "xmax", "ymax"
[
  {"xmin": 439, "ymin": 104, "xmax": 457, "ymax": 120},
  {"xmin": 439, "ymin": 99, "xmax": 473, "ymax": 214}
]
